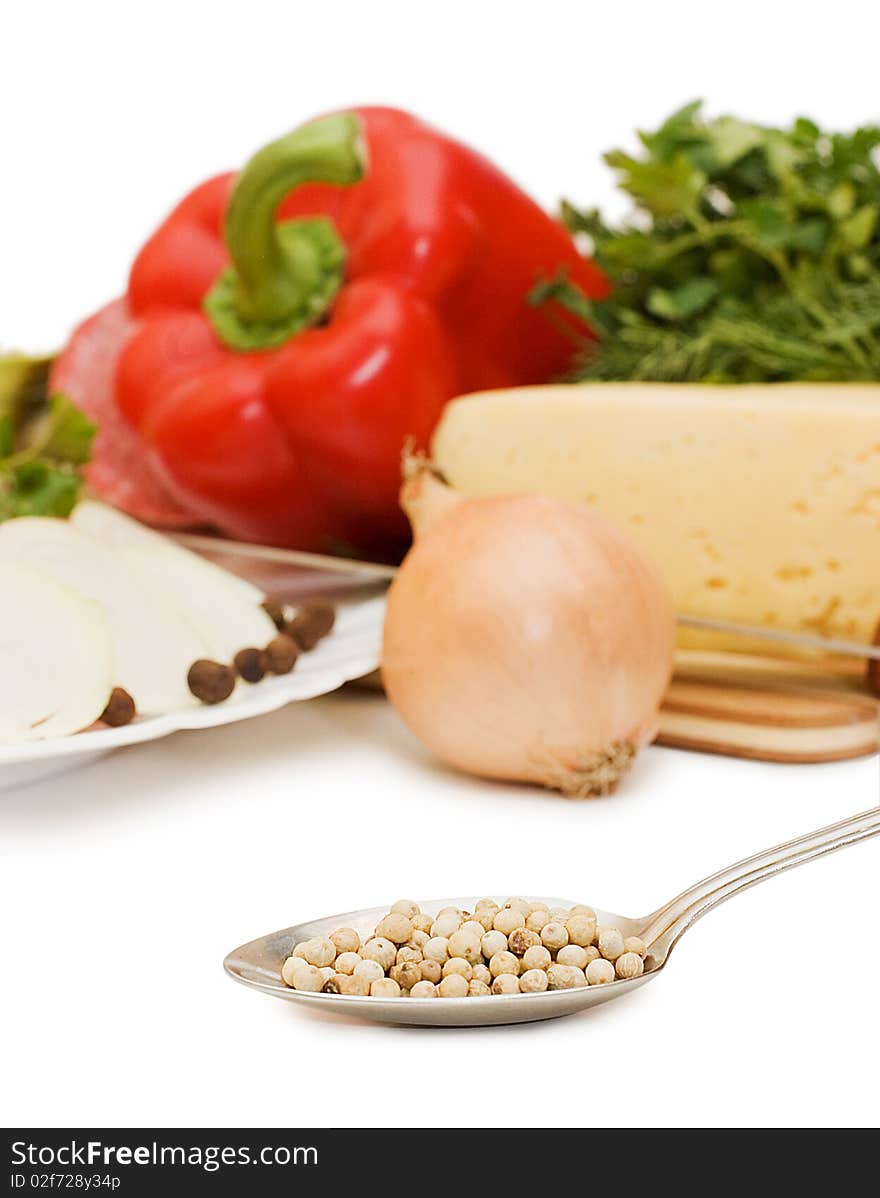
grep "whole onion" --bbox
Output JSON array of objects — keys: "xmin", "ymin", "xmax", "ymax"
[{"xmin": 382, "ymin": 469, "xmax": 675, "ymax": 797}]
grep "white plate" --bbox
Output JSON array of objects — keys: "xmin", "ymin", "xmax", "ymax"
[{"xmin": 0, "ymin": 595, "xmax": 384, "ymax": 792}]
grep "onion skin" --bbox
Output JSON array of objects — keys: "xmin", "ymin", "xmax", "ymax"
[{"xmin": 382, "ymin": 472, "xmax": 675, "ymax": 797}]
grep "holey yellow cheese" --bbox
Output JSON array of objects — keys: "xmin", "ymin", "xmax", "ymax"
[{"xmin": 432, "ymin": 384, "xmax": 880, "ymax": 646}]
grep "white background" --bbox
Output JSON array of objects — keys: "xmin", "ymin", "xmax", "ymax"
[{"xmin": 2, "ymin": 0, "xmax": 879, "ymax": 1130}]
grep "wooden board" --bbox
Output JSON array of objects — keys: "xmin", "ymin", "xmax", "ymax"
[
  {"xmin": 658, "ymin": 652, "xmax": 879, "ymax": 763},
  {"xmin": 354, "ymin": 651, "xmax": 879, "ymax": 764}
]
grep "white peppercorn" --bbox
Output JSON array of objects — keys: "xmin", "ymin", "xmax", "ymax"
[
  {"xmin": 565, "ymin": 914, "xmax": 597, "ymax": 947},
  {"xmin": 438, "ymin": 973, "xmax": 469, "ymax": 998},
  {"xmin": 488, "ymin": 950, "xmax": 519, "ymax": 977},
  {"xmin": 480, "ymin": 930, "xmax": 508, "ymax": 959},
  {"xmin": 556, "ymin": 944, "xmax": 590, "ymax": 969},
  {"xmin": 375, "ymin": 913, "xmax": 413, "ymax": 944},
  {"xmin": 624, "ymin": 936, "xmax": 647, "ymax": 959},
  {"xmin": 459, "ymin": 920, "xmax": 486, "ymax": 941},
  {"xmin": 353, "ymin": 958, "xmax": 385, "ymax": 983},
  {"xmin": 396, "ymin": 945, "xmax": 423, "ymax": 965},
  {"xmin": 585, "ymin": 958, "xmax": 615, "ymax": 985},
  {"xmin": 541, "ymin": 921, "xmax": 569, "ymax": 951},
  {"xmin": 281, "ymin": 956, "xmax": 307, "ymax": 987},
  {"xmin": 598, "ymin": 928, "xmax": 625, "ymax": 962},
  {"xmin": 409, "ymin": 980, "xmax": 438, "ymax": 998},
  {"xmin": 334, "ymin": 951, "xmax": 361, "ymax": 976},
  {"xmin": 419, "ymin": 959, "xmax": 442, "ymax": 984},
  {"xmin": 508, "ymin": 927, "xmax": 541, "ymax": 957},
  {"xmin": 390, "ymin": 962, "xmax": 421, "ymax": 990},
  {"xmin": 302, "ymin": 937, "xmax": 337, "ymax": 968},
  {"xmin": 520, "ymin": 968, "xmax": 550, "ymax": 993},
  {"xmin": 329, "ymin": 927, "xmax": 360, "ymax": 955},
  {"xmin": 423, "ymin": 936, "xmax": 450, "ymax": 964},
  {"xmin": 526, "ymin": 909, "xmax": 551, "ymax": 933},
  {"xmin": 292, "ymin": 900, "xmax": 642, "ymax": 1002},
  {"xmin": 362, "ymin": 937, "xmax": 397, "ymax": 970},
  {"xmin": 447, "ymin": 930, "xmax": 483, "ymax": 964},
  {"xmin": 442, "ymin": 957, "xmax": 473, "ymax": 980},
  {"xmin": 475, "ymin": 902, "xmax": 500, "ymax": 931},
  {"xmin": 521, "ymin": 944, "xmax": 552, "ymax": 972},
  {"xmin": 291, "ymin": 964, "xmax": 325, "ymax": 992},
  {"xmin": 337, "ymin": 973, "xmax": 371, "ymax": 996},
  {"xmin": 615, "ymin": 952, "xmax": 645, "ymax": 980},
  {"xmin": 493, "ymin": 908, "xmax": 526, "ymax": 935},
  {"xmin": 430, "ymin": 912, "xmax": 462, "ymax": 939},
  {"xmin": 547, "ymin": 963, "xmax": 586, "ymax": 990},
  {"xmin": 471, "ymin": 963, "xmax": 492, "ymax": 986},
  {"xmin": 370, "ymin": 977, "xmax": 402, "ymax": 997}
]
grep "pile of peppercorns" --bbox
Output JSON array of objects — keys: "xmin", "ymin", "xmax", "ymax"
[
  {"xmin": 281, "ymin": 898, "xmax": 648, "ymax": 998},
  {"xmin": 187, "ymin": 600, "xmax": 336, "ymax": 704}
]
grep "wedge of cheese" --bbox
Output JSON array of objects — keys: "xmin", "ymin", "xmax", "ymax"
[{"xmin": 433, "ymin": 383, "xmax": 880, "ymax": 645}]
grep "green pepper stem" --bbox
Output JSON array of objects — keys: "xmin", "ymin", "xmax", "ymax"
[{"xmin": 205, "ymin": 112, "xmax": 365, "ymax": 352}]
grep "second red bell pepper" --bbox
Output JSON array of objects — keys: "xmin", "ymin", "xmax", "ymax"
[{"xmin": 53, "ymin": 107, "xmax": 607, "ymax": 553}]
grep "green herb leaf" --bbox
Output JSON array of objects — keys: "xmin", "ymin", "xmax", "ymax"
[
  {"xmin": 0, "ymin": 461, "xmax": 80, "ymax": 521},
  {"xmin": 604, "ymin": 150, "xmax": 706, "ymax": 221},
  {"xmin": 0, "ymin": 352, "xmax": 53, "ymax": 424},
  {"xmin": 40, "ymin": 393, "xmax": 96, "ymax": 465},
  {"xmin": 839, "ymin": 204, "xmax": 878, "ymax": 250},
  {"xmin": 0, "ymin": 355, "xmax": 94, "ymax": 522},
  {"xmin": 646, "ymin": 277, "xmax": 719, "ymax": 321},
  {"xmin": 546, "ymin": 103, "xmax": 880, "ymax": 383},
  {"xmin": 705, "ymin": 117, "xmax": 763, "ymax": 168}
]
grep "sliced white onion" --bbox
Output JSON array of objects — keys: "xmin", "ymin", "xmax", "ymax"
[
  {"xmin": 0, "ymin": 517, "xmax": 211, "ymax": 715},
  {"xmin": 71, "ymin": 501, "xmax": 264, "ymax": 603},
  {"xmin": 0, "ymin": 562, "xmax": 112, "ymax": 742},
  {"xmin": 71, "ymin": 501, "xmax": 276, "ymax": 660}
]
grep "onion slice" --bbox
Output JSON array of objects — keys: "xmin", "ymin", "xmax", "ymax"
[
  {"xmin": 0, "ymin": 517, "xmax": 211, "ymax": 715},
  {"xmin": 71, "ymin": 501, "xmax": 276, "ymax": 660},
  {"xmin": 0, "ymin": 562, "xmax": 113, "ymax": 742}
]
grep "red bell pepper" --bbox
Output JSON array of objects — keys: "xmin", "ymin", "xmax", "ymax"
[{"xmin": 53, "ymin": 108, "xmax": 607, "ymax": 553}]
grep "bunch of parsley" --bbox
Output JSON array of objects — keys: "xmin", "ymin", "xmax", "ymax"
[
  {"xmin": 534, "ymin": 101, "xmax": 880, "ymax": 382},
  {"xmin": 0, "ymin": 354, "xmax": 95, "ymax": 520}
]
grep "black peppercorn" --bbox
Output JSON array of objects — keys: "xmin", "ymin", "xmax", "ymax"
[
  {"xmin": 263, "ymin": 634, "xmax": 298, "ymax": 675},
  {"xmin": 286, "ymin": 601, "xmax": 336, "ymax": 651},
  {"xmin": 261, "ymin": 600, "xmax": 287, "ymax": 631},
  {"xmin": 187, "ymin": 659, "xmax": 236, "ymax": 704},
  {"xmin": 100, "ymin": 687, "xmax": 136, "ymax": 727},
  {"xmin": 234, "ymin": 646, "xmax": 266, "ymax": 683}
]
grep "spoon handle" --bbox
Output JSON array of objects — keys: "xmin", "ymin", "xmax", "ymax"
[{"xmin": 640, "ymin": 806, "xmax": 880, "ymax": 957}]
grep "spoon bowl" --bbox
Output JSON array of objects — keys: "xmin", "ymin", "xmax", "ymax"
[
  {"xmin": 224, "ymin": 897, "xmax": 658, "ymax": 1027},
  {"xmin": 224, "ymin": 806, "xmax": 880, "ymax": 1027}
]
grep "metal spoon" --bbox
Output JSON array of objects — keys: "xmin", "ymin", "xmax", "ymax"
[{"xmin": 224, "ymin": 805, "xmax": 880, "ymax": 1027}]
